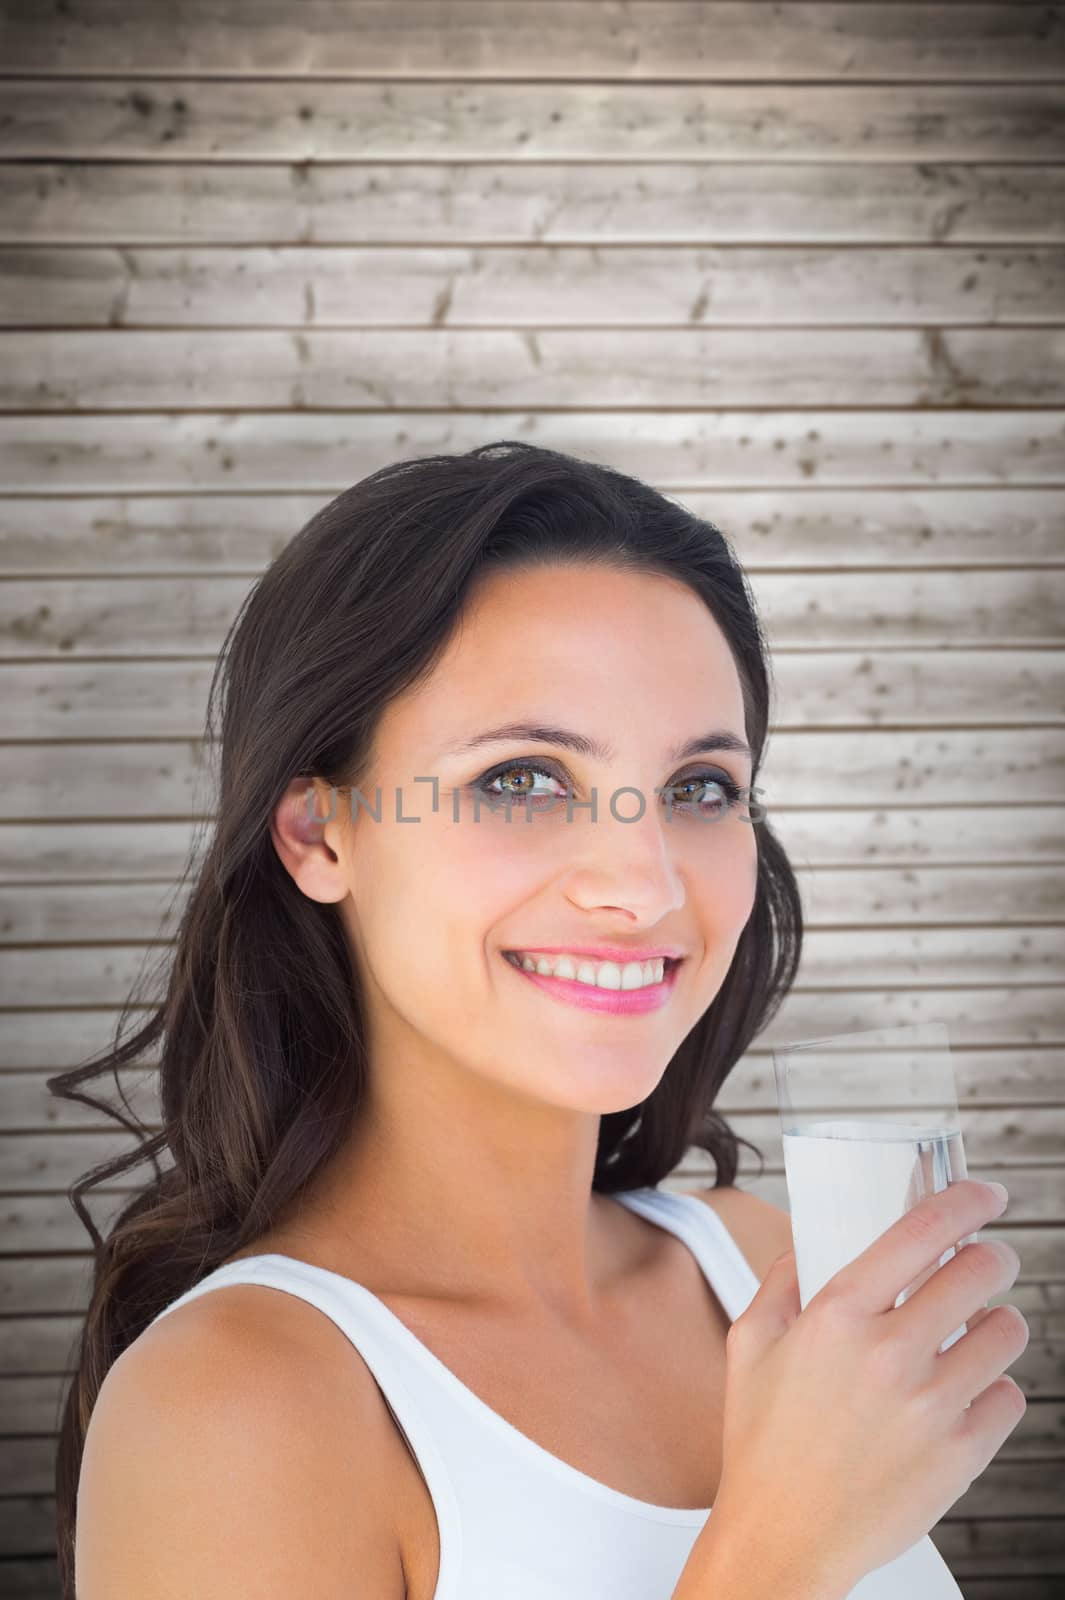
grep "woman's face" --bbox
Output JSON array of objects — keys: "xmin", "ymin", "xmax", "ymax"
[{"xmin": 329, "ymin": 560, "xmax": 759, "ymax": 1118}]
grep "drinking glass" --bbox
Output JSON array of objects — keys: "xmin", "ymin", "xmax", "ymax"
[
  {"xmin": 772, "ymin": 1021, "xmax": 975, "ymax": 1597},
  {"xmin": 773, "ymin": 1022, "xmax": 974, "ymax": 1355}
]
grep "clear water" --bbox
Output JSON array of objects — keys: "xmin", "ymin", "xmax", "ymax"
[
  {"xmin": 782, "ymin": 1119, "xmax": 972, "ymax": 1350},
  {"xmin": 780, "ymin": 1119, "xmax": 972, "ymax": 1597}
]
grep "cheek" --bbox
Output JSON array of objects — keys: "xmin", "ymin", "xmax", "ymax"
[
  {"xmin": 367, "ymin": 811, "xmax": 540, "ymax": 963},
  {"xmin": 688, "ymin": 822, "xmax": 759, "ymax": 925}
]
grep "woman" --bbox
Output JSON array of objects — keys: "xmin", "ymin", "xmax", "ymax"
[{"xmin": 54, "ymin": 442, "xmax": 1022, "ymax": 1599}]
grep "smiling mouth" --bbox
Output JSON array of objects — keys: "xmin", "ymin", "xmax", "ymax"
[{"xmin": 502, "ymin": 951, "xmax": 682, "ymax": 991}]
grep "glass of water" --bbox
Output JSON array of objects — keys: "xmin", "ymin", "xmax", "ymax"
[{"xmin": 773, "ymin": 1020, "xmax": 976, "ymax": 1354}]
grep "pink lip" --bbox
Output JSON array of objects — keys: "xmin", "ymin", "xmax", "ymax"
[
  {"xmin": 502, "ymin": 950, "xmax": 683, "ymax": 1016},
  {"xmin": 502, "ymin": 943, "xmax": 686, "ymax": 963}
]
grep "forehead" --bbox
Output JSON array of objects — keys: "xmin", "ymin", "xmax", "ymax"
[{"xmin": 378, "ymin": 561, "xmax": 747, "ymax": 753}]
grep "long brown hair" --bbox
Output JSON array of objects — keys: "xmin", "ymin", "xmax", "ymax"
[{"xmin": 47, "ymin": 439, "xmax": 803, "ymax": 1594}]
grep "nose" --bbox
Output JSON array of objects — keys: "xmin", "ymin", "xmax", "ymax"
[{"xmin": 561, "ymin": 797, "xmax": 686, "ymax": 922}]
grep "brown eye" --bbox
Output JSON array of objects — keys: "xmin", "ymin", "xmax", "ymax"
[
  {"xmin": 476, "ymin": 760, "xmax": 568, "ymax": 806},
  {"xmin": 667, "ymin": 772, "xmax": 743, "ymax": 814}
]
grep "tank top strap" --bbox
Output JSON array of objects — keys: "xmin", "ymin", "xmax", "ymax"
[
  {"xmin": 613, "ymin": 1186, "xmax": 763, "ymax": 1322},
  {"xmin": 151, "ymin": 1253, "xmax": 465, "ymax": 1599}
]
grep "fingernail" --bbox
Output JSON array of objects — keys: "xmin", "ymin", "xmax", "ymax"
[{"xmin": 985, "ymin": 1181, "xmax": 1009, "ymax": 1206}]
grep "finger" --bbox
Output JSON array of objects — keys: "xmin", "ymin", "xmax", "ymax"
[
  {"xmin": 825, "ymin": 1180, "xmax": 1008, "ymax": 1317},
  {"xmin": 728, "ymin": 1249, "xmax": 800, "ymax": 1353},
  {"xmin": 950, "ymin": 1374, "xmax": 1028, "ymax": 1478},
  {"xmin": 931, "ymin": 1304, "xmax": 1030, "ymax": 1412},
  {"xmin": 893, "ymin": 1236, "xmax": 1020, "ymax": 1352}
]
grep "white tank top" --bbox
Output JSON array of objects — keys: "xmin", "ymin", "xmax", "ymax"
[{"xmin": 149, "ymin": 1184, "xmax": 964, "ymax": 1600}]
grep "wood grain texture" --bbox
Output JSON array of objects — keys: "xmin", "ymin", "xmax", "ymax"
[
  {"xmin": 2, "ymin": 728, "xmax": 1061, "ymax": 817},
  {"xmin": 2, "ymin": 570, "xmax": 1063, "ymax": 654},
  {"xmin": 5, "ymin": 162, "xmax": 1063, "ymax": 245},
  {"xmin": 1, "ymin": 490, "xmax": 1063, "ymax": 572},
  {"xmin": 3, "ymin": 80, "xmax": 1064, "ymax": 162},
  {"xmin": 2, "ymin": 883, "xmax": 1064, "ymax": 956},
  {"xmin": 5, "ymin": 326, "xmax": 1065, "ymax": 409},
  {"xmin": 0, "ymin": 3, "xmax": 1062, "ymax": 1589},
  {"xmin": 1, "ymin": 4, "xmax": 1062, "ymax": 81},
  {"xmin": 4, "ymin": 245, "xmax": 1065, "ymax": 328},
  {"xmin": 2, "ymin": 411, "xmax": 1063, "ymax": 491}
]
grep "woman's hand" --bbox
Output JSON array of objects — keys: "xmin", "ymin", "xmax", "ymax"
[{"xmin": 707, "ymin": 1178, "xmax": 1028, "ymax": 1597}]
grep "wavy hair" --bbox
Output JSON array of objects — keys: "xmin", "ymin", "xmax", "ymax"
[{"xmin": 46, "ymin": 439, "xmax": 803, "ymax": 1594}]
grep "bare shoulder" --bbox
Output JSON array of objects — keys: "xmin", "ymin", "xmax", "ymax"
[
  {"xmin": 687, "ymin": 1185, "xmax": 794, "ymax": 1281},
  {"xmin": 76, "ymin": 1284, "xmax": 409, "ymax": 1600}
]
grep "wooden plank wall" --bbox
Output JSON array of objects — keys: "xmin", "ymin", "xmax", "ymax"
[{"xmin": 0, "ymin": 2, "xmax": 1063, "ymax": 1594}]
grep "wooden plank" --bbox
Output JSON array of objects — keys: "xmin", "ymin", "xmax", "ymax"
[
  {"xmin": 0, "ymin": 1069, "xmax": 163, "ymax": 1129},
  {"xmin": 2, "ymin": 81, "xmax": 1063, "ymax": 163},
  {"xmin": 4, "ymin": 1092, "xmax": 1064, "ymax": 1190},
  {"xmin": 0, "ymin": 661, "xmax": 219, "ymax": 738},
  {"xmin": 924, "ymin": 1585, "xmax": 1065, "ymax": 1600},
  {"xmin": 0, "ymin": 1502, "xmax": 55, "ymax": 1561},
  {"xmin": 4, "ymin": 1196, "xmax": 1042, "ymax": 1292},
  {"xmin": 7, "ymin": 1061, "xmax": 1065, "ymax": 1165},
  {"xmin": 2, "ymin": 903, "xmax": 1063, "ymax": 993},
  {"xmin": 5, "ymin": 162, "xmax": 1063, "ymax": 247},
  {"xmin": 4, "ymin": 650, "xmax": 1062, "ymax": 735},
  {"xmin": 693, "ymin": 1113, "xmax": 1065, "ymax": 1171},
  {"xmin": 0, "ymin": 1558, "xmax": 56, "ymax": 1599},
  {"xmin": 1, "ymin": 1317, "xmax": 84, "ymax": 1371},
  {"xmin": 0, "ymin": 1439, "xmax": 54, "ymax": 1495},
  {"xmin": 678, "ymin": 489, "xmax": 1065, "ymax": 571},
  {"xmin": 3, "ymin": 1029, "xmax": 1065, "ymax": 1107},
  {"xmin": 2, "ymin": 415, "xmax": 1064, "ymax": 499},
  {"xmin": 23, "ymin": 1292, "xmax": 1065, "ymax": 1375},
  {"xmin": 683, "ymin": 1168, "xmax": 1065, "ymax": 1223},
  {"xmin": 0, "ymin": 1523, "xmax": 1050, "ymax": 1590},
  {"xmin": 0, "ymin": 1360, "xmax": 1040, "ymax": 1450},
  {"xmin": 6, "ymin": 245, "xmax": 1065, "ymax": 329},
  {"xmin": 0, "ymin": 1192, "xmax": 134, "ymax": 1254},
  {"xmin": 4, "ymin": 986, "xmax": 1064, "ymax": 1075},
  {"xmin": 0, "ymin": 821, "xmax": 203, "ymax": 880},
  {"xmin": 2, "ymin": 730, "xmax": 1061, "ymax": 819},
  {"xmin": 0, "ymin": 1224, "xmax": 999, "ymax": 1312},
  {"xmin": 3, "ymin": 491, "xmax": 1064, "ymax": 575},
  {"xmin": 0, "ymin": 740, "xmax": 216, "ymax": 819},
  {"xmin": 1, "ymin": 1498, "xmax": 1064, "ymax": 1575},
  {"xmin": 2, "ymin": 413, "xmax": 1062, "ymax": 493},
  {"xmin": 0, "ymin": 573, "xmax": 259, "ymax": 654},
  {"xmin": 2, "ymin": 569, "xmax": 1063, "ymax": 655},
  {"xmin": 9, "ymin": 1050, "xmax": 1065, "ymax": 1150},
  {"xmin": 0, "ymin": 868, "xmax": 1057, "ymax": 942},
  {"xmin": 2, "ymin": 806, "xmax": 1063, "ymax": 886},
  {"xmin": 8, "ymin": 1228, "xmax": 1061, "ymax": 1318},
  {"xmin": 5, "ymin": 327, "xmax": 1065, "ymax": 410},
  {"xmin": 767, "ymin": 810, "xmax": 1065, "ymax": 871},
  {"xmin": 3, "ymin": 980, "xmax": 1064, "ymax": 1075},
  {"xmin": 4, "ymin": 927, "xmax": 1065, "ymax": 1008},
  {"xmin": 0, "ymin": 493, "xmax": 313, "ymax": 573},
  {"xmin": 792, "ymin": 868, "xmax": 1065, "ymax": 929},
  {"xmin": 722, "ymin": 1050, "xmax": 1065, "ymax": 1112},
  {"xmin": 1, "ymin": 3, "xmax": 1061, "ymax": 82},
  {"xmin": 936, "ymin": 1515, "xmax": 1065, "ymax": 1572},
  {"xmin": 0, "ymin": 1349, "xmax": 1061, "ymax": 1435},
  {"xmin": 0, "ymin": 1497, "xmax": 1053, "ymax": 1597}
]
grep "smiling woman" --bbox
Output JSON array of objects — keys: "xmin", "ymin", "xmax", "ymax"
[{"xmin": 48, "ymin": 441, "xmax": 805, "ymax": 1600}]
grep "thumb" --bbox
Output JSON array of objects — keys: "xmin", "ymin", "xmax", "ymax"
[{"xmin": 732, "ymin": 1247, "xmax": 801, "ymax": 1351}]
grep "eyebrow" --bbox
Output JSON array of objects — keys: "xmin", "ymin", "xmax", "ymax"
[{"xmin": 445, "ymin": 722, "xmax": 752, "ymax": 764}]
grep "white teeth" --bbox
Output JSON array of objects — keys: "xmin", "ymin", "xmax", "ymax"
[{"xmin": 506, "ymin": 951, "xmax": 669, "ymax": 990}]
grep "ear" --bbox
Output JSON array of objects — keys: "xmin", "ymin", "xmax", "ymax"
[{"xmin": 269, "ymin": 775, "xmax": 350, "ymax": 904}]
